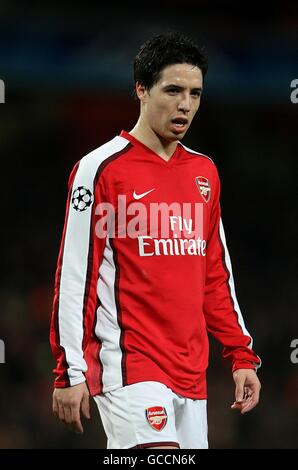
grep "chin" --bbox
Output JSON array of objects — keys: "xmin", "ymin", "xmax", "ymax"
[
  {"xmin": 159, "ymin": 129, "xmax": 184, "ymax": 142},
  {"xmin": 172, "ymin": 130, "xmax": 187, "ymax": 139},
  {"xmin": 167, "ymin": 129, "xmax": 185, "ymax": 139},
  {"xmin": 158, "ymin": 131, "xmax": 176, "ymax": 143}
]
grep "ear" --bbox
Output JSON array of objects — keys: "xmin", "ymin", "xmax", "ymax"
[{"xmin": 135, "ymin": 81, "xmax": 148, "ymax": 101}]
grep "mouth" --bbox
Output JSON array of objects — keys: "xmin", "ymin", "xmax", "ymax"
[{"xmin": 170, "ymin": 117, "xmax": 188, "ymax": 134}]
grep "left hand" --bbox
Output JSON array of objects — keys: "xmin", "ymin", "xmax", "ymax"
[{"xmin": 231, "ymin": 368, "xmax": 261, "ymax": 414}]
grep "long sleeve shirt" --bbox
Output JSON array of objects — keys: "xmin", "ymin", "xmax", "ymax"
[{"xmin": 50, "ymin": 130, "xmax": 261, "ymax": 398}]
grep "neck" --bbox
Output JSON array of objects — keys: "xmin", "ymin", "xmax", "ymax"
[{"xmin": 129, "ymin": 119, "xmax": 178, "ymax": 161}]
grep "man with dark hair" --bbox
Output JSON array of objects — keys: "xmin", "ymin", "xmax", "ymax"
[
  {"xmin": 133, "ymin": 32, "xmax": 208, "ymax": 95},
  {"xmin": 50, "ymin": 32, "xmax": 261, "ymax": 449}
]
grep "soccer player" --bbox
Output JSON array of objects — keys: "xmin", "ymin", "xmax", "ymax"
[{"xmin": 50, "ymin": 32, "xmax": 261, "ymax": 449}]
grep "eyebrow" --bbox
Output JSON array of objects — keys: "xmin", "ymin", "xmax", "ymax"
[{"xmin": 163, "ymin": 84, "xmax": 203, "ymax": 92}]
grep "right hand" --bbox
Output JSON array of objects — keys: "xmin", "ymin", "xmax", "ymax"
[{"xmin": 53, "ymin": 382, "xmax": 90, "ymax": 434}]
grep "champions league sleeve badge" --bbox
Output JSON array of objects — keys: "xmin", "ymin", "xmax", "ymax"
[{"xmin": 71, "ymin": 186, "xmax": 94, "ymax": 212}]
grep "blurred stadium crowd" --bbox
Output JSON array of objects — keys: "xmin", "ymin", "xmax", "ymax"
[{"xmin": 0, "ymin": 1, "xmax": 297, "ymax": 448}]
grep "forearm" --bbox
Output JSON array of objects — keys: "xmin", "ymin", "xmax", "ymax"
[{"xmin": 204, "ymin": 195, "xmax": 261, "ymax": 370}]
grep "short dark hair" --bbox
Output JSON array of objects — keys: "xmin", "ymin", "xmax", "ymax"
[{"xmin": 133, "ymin": 32, "xmax": 208, "ymax": 97}]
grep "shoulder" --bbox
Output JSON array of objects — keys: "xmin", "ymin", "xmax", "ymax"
[
  {"xmin": 179, "ymin": 142, "xmax": 219, "ymax": 179},
  {"xmin": 78, "ymin": 135, "xmax": 131, "ymax": 178},
  {"xmin": 67, "ymin": 135, "xmax": 132, "ymax": 191},
  {"xmin": 179, "ymin": 142, "xmax": 215, "ymax": 165}
]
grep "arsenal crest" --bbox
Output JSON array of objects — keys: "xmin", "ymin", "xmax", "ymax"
[
  {"xmin": 195, "ymin": 176, "xmax": 211, "ymax": 203},
  {"xmin": 146, "ymin": 406, "xmax": 168, "ymax": 431}
]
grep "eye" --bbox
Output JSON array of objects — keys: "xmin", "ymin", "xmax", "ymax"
[
  {"xmin": 191, "ymin": 90, "xmax": 202, "ymax": 98},
  {"xmin": 166, "ymin": 88, "xmax": 179, "ymax": 95}
]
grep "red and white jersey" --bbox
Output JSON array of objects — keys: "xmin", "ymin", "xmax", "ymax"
[{"xmin": 50, "ymin": 130, "xmax": 261, "ymax": 399}]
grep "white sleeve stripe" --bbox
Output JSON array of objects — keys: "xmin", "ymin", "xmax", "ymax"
[
  {"xmin": 57, "ymin": 136, "xmax": 131, "ymax": 385},
  {"xmin": 219, "ymin": 218, "xmax": 253, "ymax": 348}
]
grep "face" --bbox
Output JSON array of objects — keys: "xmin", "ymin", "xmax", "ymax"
[{"xmin": 137, "ymin": 63, "xmax": 203, "ymax": 142}]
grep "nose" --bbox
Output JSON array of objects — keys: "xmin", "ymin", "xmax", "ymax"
[{"xmin": 178, "ymin": 92, "xmax": 191, "ymax": 113}]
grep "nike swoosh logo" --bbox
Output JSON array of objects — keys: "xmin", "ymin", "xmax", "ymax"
[{"xmin": 133, "ymin": 188, "xmax": 155, "ymax": 200}]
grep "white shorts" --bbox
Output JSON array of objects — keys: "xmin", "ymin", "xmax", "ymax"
[{"xmin": 94, "ymin": 381, "xmax": 208, "ymax": 449}]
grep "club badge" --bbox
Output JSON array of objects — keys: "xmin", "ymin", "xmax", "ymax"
[
  {"xmin": 146, "ymin": 406, "xmax": 168, "ymax": 431},
  {"xmin": 195, "ymin": 176, "xmax": 211, "ymax": 203}
]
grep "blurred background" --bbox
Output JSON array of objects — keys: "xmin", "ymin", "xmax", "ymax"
[{"xmin": 0, "ymin": 0, "xmax": 297, "ymax": 449}]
